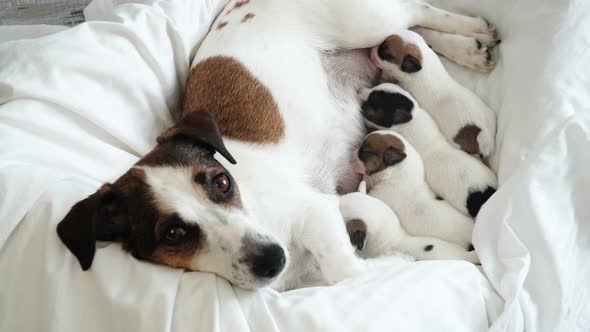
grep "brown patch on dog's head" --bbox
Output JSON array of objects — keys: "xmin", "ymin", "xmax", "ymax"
[
  {"xmin": 216, "ymin": 21, "xmax": 229, "ymax": 30},
  {"xmin": 357, "ymin": 132, "xmax": 407, "ymax": 175},
  {"xmin": 56, "ymin": 111, "xmax": 238, "ymax": 271},
  {"xmin": 183, "ymin": 56, "xmax": 284, "ymax": 144},
  {"xmin": 454, "ymin": 124, "xmax": 481, "ymax": 154},
  {"xmin": 241, "ymin": 12, "xmax": 255, "ymax": 23},
  {"xmin": 377, "ymin": 34, "xmax": 423, "ymax": 73}
]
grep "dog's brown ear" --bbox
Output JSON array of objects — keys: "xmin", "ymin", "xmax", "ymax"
[
  {"xmin": 401, "ymin": 54, "xmax": 422, "ymax": 73},
  {"xmin": 383, "ymin": 147, "xmax": 406, "ymax": 166},
  {"xmin": 157, "ymin": 111, "xmax": 236, "ymax": 164},
  {"xmin": 57, "ymin": 184, "xmax": 129, "ymax": 270}
]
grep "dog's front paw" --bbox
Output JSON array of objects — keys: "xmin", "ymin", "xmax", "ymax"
[
  {"xmin": 323, "ymin": 262, "xmax": 366, "ymax": 285},
  {"xmin": 365, "ymin": 253, "xmax": 414, "ymax": 270}
]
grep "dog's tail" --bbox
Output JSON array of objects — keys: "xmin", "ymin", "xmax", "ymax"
[
  {"xmin": 477, "ymin": 129, "xmax": 495, "ymax": 158},
  {"xmin": 358, "ymin": 181, "xmax": 367, "ymax": 194}
]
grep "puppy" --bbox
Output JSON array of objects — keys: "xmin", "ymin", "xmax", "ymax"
[
  {"xmin": 359, "ymin": 83, "xmax": 497, "ymax": 217},
  {"xmin": 340, "ymin": 182, "xmax": 479, "ymax": 263},
  {"xmin": 370, "ymin": 29, "xmax": 497, "ymax": 158},
  {"xmin": 356, "ymin": 130, "xmax": 475, "ymax": 249}
]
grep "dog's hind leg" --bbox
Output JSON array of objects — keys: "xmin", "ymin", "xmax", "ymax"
[
  {"xmin": 303, "ymin": 0, "xmax": 497, "ymax": 49},
  {"xmin": 411, "ymin": 27, "xmax": 497, "ymax": 72},
  {"xmin": 411, "ymin": 3, "xmax": 499, "ymax": 45}
]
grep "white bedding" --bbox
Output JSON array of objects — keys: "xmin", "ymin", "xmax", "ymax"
[{"xmin": 0, "ymin": 0, "xmax": 588, "ymax": 331}]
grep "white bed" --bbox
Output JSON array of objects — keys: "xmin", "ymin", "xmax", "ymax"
[{"xmin": 0, "ymin": 0, "xmax": 588, "ymax": 331}]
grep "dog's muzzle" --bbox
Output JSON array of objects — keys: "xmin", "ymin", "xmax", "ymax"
[{"xmin": 248, "ymin": 243, "xmax": 286, "ymax": 279}]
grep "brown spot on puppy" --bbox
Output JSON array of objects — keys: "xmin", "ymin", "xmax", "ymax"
[
  {"xmin": 346, "ymin": 219, "xmax": 367, "ymax": 251},
  {"xmin": 216, "ymin": 21, "xmax": 228, "ymax": 30},
  {"xmin": 183, "ymin": 56, "xmax": 284, "ymax": 144},
  {"xmin": 454, "ymin": 124, "xmax": 481, "ymax": 154},
  {"xmin": 358, "ymin": 133, "xmax": 407, "ymax": 175},
  {"xmin": 242, "ymin": 12, "xmax": 255, "ymax": 23},
  {"xmin": 378, "ymin": 35, "xmax": 423, "ymax": 73}
]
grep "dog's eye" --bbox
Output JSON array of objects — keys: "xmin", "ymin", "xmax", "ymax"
[
  {"xmin": 162, "ymin": 225, "xmax": 187, "ymax": 244},
  {"xmin": 160, "ymin": 214, "xmax": 190, "ymax": 245},
  {"xmin": 213, "ymin": 173, "xmax": 231, "ymax": 193}
]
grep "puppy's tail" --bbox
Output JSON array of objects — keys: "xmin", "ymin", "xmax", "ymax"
[
  {"xmin": 358, "ymin": 181, "xmax": 367, "ymax": 194},
  {"xmin": 477, "ymin": 129, "xmax": 495, "ymax": 158}
]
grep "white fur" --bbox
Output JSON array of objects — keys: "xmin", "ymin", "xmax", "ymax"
[
  {"xmin": 340, "ymin": 182, "xmax": 479, "ymax": 263},
  {"xmin": 359, "ymin": 83, "xmax": 497, "ymax": 217},
  {"xmin": 180, "ymin": 0, "xmax": 497, "ymax": 290},
  {"xmin": 359, "ymin": 131, "xmax": 475, "ymax": 248},
  {"xmin": 371, "ymin": 29, "xmax": 497, "ymax": 157}
]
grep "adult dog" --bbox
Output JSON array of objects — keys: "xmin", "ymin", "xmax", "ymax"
[{"xmin": 57, "ymin": 0, "xmax": 498, "ymax": 291}]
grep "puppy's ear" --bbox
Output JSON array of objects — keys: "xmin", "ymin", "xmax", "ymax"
[
  {"xmin": 391, "ymin": 107, "xmax": 412, "ymax": 124},
  {"xmin": 401, "ymin": 54, "xmax": 422, "ymax": 73},
  {"xmin": 383, "ymin": 147, "xmax": 406, "ymax": 166},
  {"xmin": 56, "ymin": 184, "xmax": 129, "ymax": 270},
  {"xmin": 157, "ymin": 111, "xmax": 236, "ymax": 164}
]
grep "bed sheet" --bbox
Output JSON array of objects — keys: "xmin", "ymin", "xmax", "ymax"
[{"xmin": 0, "ymin": 0, "xmax": 588, "ymax": 331}]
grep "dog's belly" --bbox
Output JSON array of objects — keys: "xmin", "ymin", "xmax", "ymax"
[{"xmin": 320, "ymin": 48, "xmax": 380, "ymax": 193}]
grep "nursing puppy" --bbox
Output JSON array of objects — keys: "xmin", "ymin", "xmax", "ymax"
[
  {"xmin": 370, "ymin": 29, "xmax": 497, "ymax": 158},
  {"xmin": 356, "ymin": 130, "xmax": 475, "ymax": 248},
  {"xmin": 359, "ymin": 83, "xmax": 497, "ymax": 217},
  {"xmin": 340, "ymin": 182, "xmax": 479, "ymax": 263},
  {"xmin": 56, "ymin": 0, "xmax": 498, "ymax": 291}
]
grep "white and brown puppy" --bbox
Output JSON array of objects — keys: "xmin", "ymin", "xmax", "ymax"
[
  {"xmin": 56, "ymin": 0, "xmax": 498, "ymax": 291},
  {"xmin": 356, "ymin": 130, "xmax": 475, "ymax": 249},
  {"xmin": 359, "ymin": 83, "xmax": 497, "ymax": 217},
  {"xmin": 370, "ymin": 29, "xmax": 497, "ymax": 158},
  {"xmin": 341, "ymin": 182, "xmax": 479, "ymax": 263}
]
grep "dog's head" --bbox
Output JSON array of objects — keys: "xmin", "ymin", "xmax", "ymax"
[
  {"xmin": 57, "ymin": 111, "xmax": 286, "ymax": 289},
  {"xmin": 370, "ymin": 31, "xmax": 424, "ymax": 81},
  {"xmin": 356, "ymin": 130, "xmax": 407, "ymax": 177}
]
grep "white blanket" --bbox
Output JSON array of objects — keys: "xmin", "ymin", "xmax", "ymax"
[{"xmin": 0, "ymin": 0, "xmax": 588, "ymax": 331}]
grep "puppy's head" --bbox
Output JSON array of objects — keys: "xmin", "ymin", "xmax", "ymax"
[
  {"xmin": 356, "ymin": 131, "xmax": 407, "ymax": 176},
  {"xmin": 370, "ymin": 31, "xmax": 424, "ymax": 81},
  {"xmin": 57, "ymin": 111, "xmax": 286, "ymax": 289},
  {"xmin": 359, "ymin": 84, "xmax": 416, "ymax": 129}
]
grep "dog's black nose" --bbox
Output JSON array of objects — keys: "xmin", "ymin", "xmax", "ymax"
[{"xmin": 250, "ymin": 244, "xmax": 286, "ymax": 279}]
